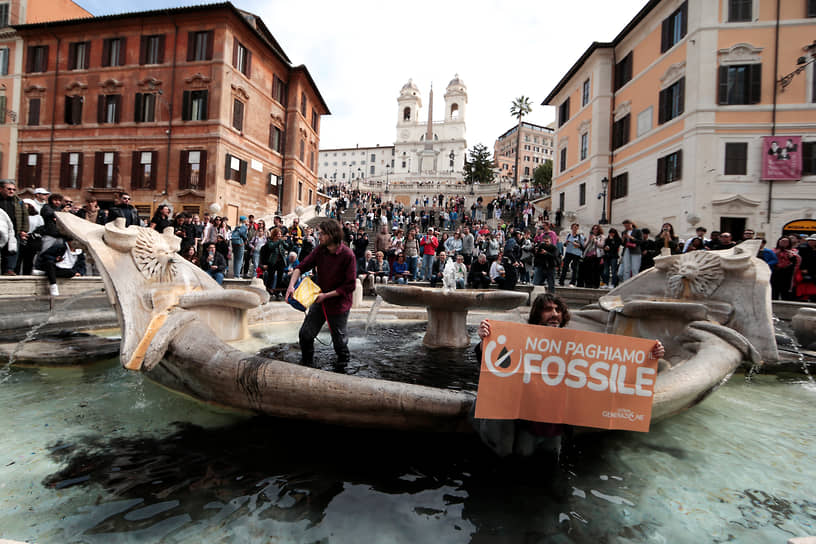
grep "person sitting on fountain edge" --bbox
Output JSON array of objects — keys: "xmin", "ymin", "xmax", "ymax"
[
  {"xmin": 285, "ymin": 219, "xmax": 356, "ymax": 367},
  {"xmin": 429, "ymin": 251, "xmax": 447, "ymax": 288}
]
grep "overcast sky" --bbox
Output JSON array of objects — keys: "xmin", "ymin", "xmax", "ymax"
[{"xmin": 76, "ymin": 0, "xmax": 648, "ymax": 152}]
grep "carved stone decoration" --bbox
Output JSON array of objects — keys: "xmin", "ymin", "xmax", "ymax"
[
  {"xmin": 132, "ymin": 228, "xmax": 181, "ymax": 283},
  {"xmin": 64, "ymin": 81, "xmax": 88, "ymax": 94},
  {"xmin": 578, "ymin": 119, "xmax": 591, "ymax": 134},
  {"xmin": 230, "ymin": 84, "xmax": 249, "ymax": 100},
  {"xmin": 100, "ymin": 79, "xmax": 124, "ymax": 94},
  {"xmin": 24, "ymin": 84, "xmax": 47, "ymax": 96},
  {"xmin": 137, "ymin": 77, "xmax": 163, "ymax": 90},
  {"xmin": 660, "ymin": 61, "xmax": 686, "ymax": 88},
  {"xmin": 665, "ymin": 251, "xmax": 725, "ymax": 299},
  {"xmin": 718, "ymin": 43, "xmax": 763, "ymax": 66},
  {"xmin": 185, "ymin": 73, "xmax": 211, "ymax": 88},
  {"xmin": 614, "ymin": 100, "xmax": 631, "ymax": 121}
]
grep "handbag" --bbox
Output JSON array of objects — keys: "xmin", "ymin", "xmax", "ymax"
[{"xmin": 287, "ymin": 275, "xmax": 321, "ymax": 312}]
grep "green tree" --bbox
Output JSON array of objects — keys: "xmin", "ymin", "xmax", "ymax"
[
  {"xmin": 533, "ymin": 160, "xmax": 552, "ymax": 192},
  {"xmin": 509, "ymin": 96, "xmax": 533, "ymax": 186},
  {"xmin": 463, "ymin": 143, "xmax": 496, "ymax": 185}
]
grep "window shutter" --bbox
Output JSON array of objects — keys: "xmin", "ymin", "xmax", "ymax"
[
  {"xmin": 34, "ymin": 153, "xmax": 42, "ymax": 185},
  {"xmin": 269, "ymin": 125, "xmax": 274, "ymax": 148},
  {"xmin": 94, "ymin": 152, "xmax": 104, "ymax": 187},
  {"xmin": 657, "ymin": 156, "xmax": 665, "ymax": 185},
  {"xmin": 246, "ymin": 50, "xmax": 252, "ymax": 78},
  {"xmin": 67, "ymin": 42, "xmax": 76, "ymax": 70},
  {"xmin": 239, "ymin": 159, "xmax": 247, "ymax": 185},
  {"xmin": 186, "ymin": 32, "xmax": 195, "ymax": 61},
  {"xmin": 131, "ymin": 151, "xmax": 140, "ymax": 188},
  {"xmin": 134, "ymin": 93, "xmax": 142, "ymax": 122},
  {"xmin": 16, "ymin": 154, "xmax": 23, "ymax": 184},
  {"xmin": 201, "ymin": 90, "xmax": 208, "ymax": 120},
  {"xmin": 749, "ymin": 63, "xmax": 762, "ymax": 104},
  {"xmin": 718, "ymin": 66, "xmax": 729, "ymax": 104},
  {"xmin": 678, "ymin": 77, "xmax": 685, "ymax": 115},
  {"xmin": 179, "ymin": 150, "xmax": 188, "ymax": 189},
  {"xmin": 59, "ymin": 153, "xmax": 69, "ymax": 188},
  {"xmin": 139, "ymin": 36, "xmax": 147, "ymax": 65},
  {"xmin": 1, "ymin": 49, "xmax": 8, "ymax": 75},
  {"xmin": 25, "ymin": 46, "xmax": 33, "ymax": 72},
  {"xmin": 658, "ymin": 88, "xmax": 666, "ymax": 124},
  {"xmin": 101, "ymin": 39, "xmax": 110, "ymax": 67},
  {"xmin": 232, "ymin": 37, "xmax": 238, "ymax": 67},
  {"xmin": 118, "ymin": 38, "xmax": 126, "ymax": 66},
  {"xmin": 661, "ymin": 19, "xmax": 670, "ymax": 53},
  {"xmin": 158, "ymin": 35, "xmax": 166, "ymax": 64},
  {"xmin": 149, "ymin": 151, "xmax": 158, "ymax": 188},
  {"xmin": 77, "ymin": 153, "xmax": 83, "ymax": 188},
  {"xmin": 680, "ymin": 2, "xmax": 688, "ymax": 37},
  {"xmin": 113, "ymin": 95, "xmax": 121, "ymax": 123},
  {"xmin": 64, "ymin": 96, "xmax": 72, "ymax": 124},
  {"xmin": 83, "ymin": 42, "xmax": 91, "ymax": 69},
  {"xmin": 181, "ymin": 90, "xmax": 190, "ymax": 120},
  {"xmin": 199, "ymin": 151, "xmax": 208, "ymax": 188},
  {"xmin": 113, "ymin": 153, "xmax": 120, "ymax": 186},
  {"xmin": 206, "ymin": 31, "xmax": 214, "ymax": 60},
  {"xmin": 225, "ymin": 153, "xmax": 232, "ymax": 180},
  {"xmin": 676, "ymin": 150, "xmax": 683, "ymax": 180},
  {"xmin": 97, "ymin": 95, "xmax": 105, "ymax": 123},
  {"xmin": 72, "ymin": 95, "xmax": 82, "ymax": 124},
  {"xmin": 42, "ymin": 46, "xmax": 48, "ymax": 72},
  {"xmin": 29, "ymin": 98, "xmax": 40, "ymax": 125}
]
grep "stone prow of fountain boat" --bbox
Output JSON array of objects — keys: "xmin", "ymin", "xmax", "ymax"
[{"xmin": 55, "ymin": 211, "xmax": 776, "ymax": 433}]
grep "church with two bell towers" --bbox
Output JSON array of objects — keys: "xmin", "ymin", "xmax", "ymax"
[{"xmin": 394, "ymin": 75, "xmax": 468, "ymax": 181}]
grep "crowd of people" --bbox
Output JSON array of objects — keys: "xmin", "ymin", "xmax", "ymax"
[{"xmin": 1, "ymin": 178, "xmax": 814, "ymax": 302}]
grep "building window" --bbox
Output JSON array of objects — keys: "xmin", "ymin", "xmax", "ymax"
[
  {"xmin": 657, "ymin": 150, "xmax": 683, "ymax": 185},
  {"xmin": 580, "ymin": 133, "xmax": 588, "ymax": 161},
  {"xmin": 300, "ymin": 92, "xmax": 307, "ymax": 117},
  {"xmin": 272, "ymin": 75, "xmax": 287, "ymax": 105},
  {"xmin": 370, "ymin": 153, "xmax": 376, "ymax": 162},
  {"xmin": 267, "ymin": 172, "xmax": 281, "ymax": 195},
  {"xmin": 559, "ymin": 147, "xmax": 567, "ymax": 173},
  {"xmin": 0, "ymin": 95, "xmax": 6, "ymax": 124},
  {"xmin": 728, "ymin": 0, "xmax": 752, "ymax": 22},
  {"xmin": 370, "ymin": 165, "xmax": 375, "ymax": 175},
  {"xmin": 724, "ymin": 142, "xmax": 748, "ymax": 175},
  {"xmin": 131, "ymin": 151, "xmax": 156, "ymax": 189},
  {"xmin": 94, "ymin": 151, "xmax": 118, "ymax": 188},
  {"xmin": 0, "ymin": 3, "xmax": 9, "ymax": 27},
  {"xmin": 68, "ymin": 41, "xmax": 90, "ymax": 70},
  {"xmin": 26, "ymin": 45, "xmax": 48, "ymax": 73},
  {"xmin": 65, "ymin": 95, "xmax": 82, "ymax": 125},
  {"xmin": 232, "ymin": 99, "xmax": 244, "ymax": 131},
  {"xmin": 311, "ymin": 109, "xmax": 319, "ymax": 130},
  {"xmin": 579, "ymin": 183, "xmax": 586, "ymax": 206},
  {"xmin": 182, "ymin": 90, "xmax": 208, "ymax": 121},
  {"xmin": 582, "ymin": 79, "xmax": 590, "ymax": 107},
  {"xmin": 179, "ymin": 150, "xmax": 207, "ymax": 190},
  {"xmin": 269, "ymin": 125, "xmax": 284, "ymax": 153},
  {"xmin": 225, "ymin": 153, "xmax": 247, "ymax": 184},
  {"xmin": 28, "ymin": 98, "xmax": 41, "ymax": 126},
  {"xmin": 611, "ymin": 172, "xmax": 628, "ymax": 200},
  {"xmin": 233, "ymin": 39, "xmax": 251, "ymax": 77},
  {"xmin": 615, "ymin": 52, "xmax": 633, "ymax": 90},
  {"xmin": 661, "ymin": 2, "xmax": 687, "ymax": 53},
  {"xmin": 299, "ymin": 139, "xmax": 305, "ymax": 162},
  {"xmin": 658, "ymin": 77, "xmax": 685, "ymax": 124},
  {"xmin": 187, "ymin": 30, "xmax": 213, "ymax": 61},
  {"xmin": 298, "ymin": 180, "xmax": 303, "ymax": 201},
  {"xmin": 558, "ymin": 98, "xmax": 570, "ymax": 127},
  {"xmin": 134, "ymin": 93, "xmax": 156, "ymax": 123},
  {"xmin": 0, "ymin": 47, "xmax": 8, "ymax": 75},
  {"xmin": 803, "ymin": 142, "xmax": 816, "ymax": 175},
  {"xmin": 59, "ymin": 152, "xmax": 83, "ymax": 189},
  {"xmin": 809, "ymin": 0, "xmax": 816, "ymax": 17},
  {"xmin": 718, "ymin": 64, "xmax": 761, "ymax": 104},
  {"xmin": 140, "ymin": 35, "xmax": 165, "ymax": 65},
  {"xmin": 102, "ymin": 38, "xmax": 126, "ymax": 67},
  {"xmin": 612, "ymin": 114, "xmax": 630, "ymax": 149},
  {"xmin": 18, "ymin": 153, "xmax": 42, "ymax": 187},
  {"xmin": 97, "ymin": 94, "xmax": 121, "ymax": 124}
]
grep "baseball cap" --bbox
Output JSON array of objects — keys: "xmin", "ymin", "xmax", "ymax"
[{"xmin": 33, "ymin": 188, "xmax": 50, "ymax": 195}]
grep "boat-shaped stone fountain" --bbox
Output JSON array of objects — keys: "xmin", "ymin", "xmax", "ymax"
[{"xmin": 54, "ymin": 212, "xmax": 776, "ymax": 435}]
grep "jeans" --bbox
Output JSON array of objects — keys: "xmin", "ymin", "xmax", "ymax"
[
  {"xmin": 1, "ymin": 242, "xmax": 18, "ymax": 274},
  {"xmin": 422, "ymin": 253, "xmax": 436, "ymax": 281},
  {"xmin": 560, "ymin": 253, "xmax": 581, "ymax": 285},
  {"xmin": 299, "ymin": 304, "xmax": 350, "ymax": 365},
  {"xmin": 533, "ymin": 266, "xmax": 556, "ymax": 292},
  {"xmin": 394, "ymin": 276, "xmax": 407, "ymax": 284},
  {"xmin": 620, "ymin": 250, "xmax": 641, "ymax": 282},
  {"xmin": 231, "ymin": 243, "xmax": 245, "ymax": 279},
  {"xmin": 207, "ymin": 270, "xmax": 224, "ymax": 285},
  {"xmin": 407, "ymin": 256, "xmax": 418, "ymax": 280},
  {"xmin": 602, "ymin": 257, "xmax": 619, "ymax": 287}
]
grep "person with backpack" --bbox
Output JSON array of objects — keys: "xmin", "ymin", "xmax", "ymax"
[
  {"xmin": 559, "ymin": 223, "xmax": 584, "ymax": 287},
  {"xmin": 230, "ymin": 216, "xmax": 249, "ymax": 279}
]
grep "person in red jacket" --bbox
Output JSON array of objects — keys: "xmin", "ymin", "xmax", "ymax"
[{"xmin": 419, "ymin": 227, "xmax": 438, "ymax": 281}]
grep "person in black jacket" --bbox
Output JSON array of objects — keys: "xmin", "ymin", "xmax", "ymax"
[
  {"xmin": 468, "ymin": 253, "xmax": 491, "ymax": 289},
  {"xmin": 200, "ymin": 242, "xmax": 227, "ymax": 284},
  {"xmin": 107, "ymin": 193, "xmax": 141, "ymax": 227}
]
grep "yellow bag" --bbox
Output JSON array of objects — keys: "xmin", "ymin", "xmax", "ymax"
[{"xmin": 288, "ymin": 275, "xmax": 321, "ymax": 311}]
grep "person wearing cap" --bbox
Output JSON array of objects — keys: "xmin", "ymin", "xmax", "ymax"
[
  {"xmin": 230, "ymin": 215, "xmax": 249, "ymax": 279},
  {"xmin": 30, "ymin": 187, "xmax": 49, "ymax": 213},
  {"xmin": 420, "ymin": 227, "xmax": 438, "ymax": 281}
]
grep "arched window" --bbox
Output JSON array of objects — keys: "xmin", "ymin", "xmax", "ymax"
[
  {"xmin": 403, "ymin": 107, "xmax": 411, "ymax": 121},
  {"xmin": 450, "ymin": 103, "xmax": 459, "ymax": 120}
]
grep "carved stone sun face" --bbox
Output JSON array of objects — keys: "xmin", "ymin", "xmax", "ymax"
[
  {"xmin": 666, "ymin": 252, "xmax": 725, "ymax": 299},
  {"xmin": 132, "ymin": 228, "xmax": 180, "ymax": 283}
]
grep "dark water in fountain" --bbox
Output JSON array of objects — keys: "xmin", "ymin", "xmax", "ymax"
[{"xmin": 1, "ymin": 321, "xmax": 815, "ymax": 543}]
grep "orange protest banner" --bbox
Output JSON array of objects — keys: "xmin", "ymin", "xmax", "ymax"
[{"xmin": 474, "ymin": 320, "xmax": 659, "ymax": 432}]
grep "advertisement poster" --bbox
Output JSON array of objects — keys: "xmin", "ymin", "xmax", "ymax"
[
  {"xmin": 762, "ymin": 136, "xmax": 802, "ymax": 180},
  {"xmin": 475, "ymin": 321, "xmax": 659, "ymax": 432}
]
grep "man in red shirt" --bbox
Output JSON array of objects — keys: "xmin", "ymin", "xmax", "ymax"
[
  {"xmin": 419, "ymin": 227, "xmax": 438, "ymax": 281},
  {"xmin": 286, "ymin": 219, "xmax": 357, "ymax": 366}
]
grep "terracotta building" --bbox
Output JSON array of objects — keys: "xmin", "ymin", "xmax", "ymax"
[
  {"xmin": 543, "ymin": 0, "xmax": 816, "ymax": 238},
  {"xmin": 493, "ymin": 121, "xmax": 554, "ymax": 184},
  {"xmin": 0, "ymin": 0, "xmax": 91, "ymax": 180},
  {"xmin": 13, "ymin": 2, "xmax": 329, "ymax": 222}
]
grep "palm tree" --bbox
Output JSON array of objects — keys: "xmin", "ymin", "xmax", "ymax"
[{"xmin": 509, "ymin": 96, "xmax": 533, "ymax": 186}]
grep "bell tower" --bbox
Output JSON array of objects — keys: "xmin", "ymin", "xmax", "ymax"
[
  {"xmin": 397, "ymin": 79, "xmax": 422, "ymax": 129},
  {"xmin": 444, "ymin": 74, "xmax": 467, "ymax": 123}
]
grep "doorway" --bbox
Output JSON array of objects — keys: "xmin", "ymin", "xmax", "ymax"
[{"xmin": 719, "ymin": 217, "xmax": 746, "ymax": 238}]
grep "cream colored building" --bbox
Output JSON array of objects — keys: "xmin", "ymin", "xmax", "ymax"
[
  {"xmin": 544, "ymin": 0, "xmax": 816, "ymax": 239},
  {"xmin": 494, "ymin": 121, "xmax": 554, "ymax": 184}
]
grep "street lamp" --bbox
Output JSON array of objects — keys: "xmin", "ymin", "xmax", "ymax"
[
  {"xmin": 598, "ymin": 176, "xmax": 609, "ymax": 224},
  {"xmin": 449, "ymin": 150, "xmax": 455, "ymax": 174},
  {"xmin": 385, "ymin": 164, "xmax": 391, "ymax": 193},
  {"xmin": 778, "ymin": 40, "xmax": 816, "ymax": 90}
]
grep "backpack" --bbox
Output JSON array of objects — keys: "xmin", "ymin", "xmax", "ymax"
[{"xmin": 230, "ymin": 225, "xmax": 247, "ymax": 244}]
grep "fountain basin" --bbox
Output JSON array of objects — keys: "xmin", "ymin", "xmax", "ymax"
[{"xmin": 375, "ymin": 285, "xmax": 528, "ymax": 348}]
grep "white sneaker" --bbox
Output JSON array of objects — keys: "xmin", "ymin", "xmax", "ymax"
[{"xmin": 49, "ymin": 284, "xmax": 60, "ymax": 297}]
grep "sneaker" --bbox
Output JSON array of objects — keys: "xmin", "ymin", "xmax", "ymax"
[
  {"xmin": 49, "ymin": 284, "xmax": 60, "ymax": 296},
  {"xmin": 4, "ymin": 270, "xmax": 16, "ymax": 276}
]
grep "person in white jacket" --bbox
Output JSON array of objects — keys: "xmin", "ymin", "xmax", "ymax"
[{"xmin": 0, "ymin": 208, "xmax": 16, "ymax": 255}]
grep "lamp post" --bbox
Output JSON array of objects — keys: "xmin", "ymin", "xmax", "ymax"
[
  {"xmin": 598, "ymin": 176, "xmax": 609, "ymax": 224},
  {"xmin": 385, "ymin": 164, "xmax": 390, "ymax": 193},
  {"xmin": 449, "ymin": 150, "xmax": 455, "ymax": 175}
]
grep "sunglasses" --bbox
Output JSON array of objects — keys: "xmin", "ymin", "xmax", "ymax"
[{"xmin": 121, "ymin": 197, "xmax": 131, "ymax": 201}]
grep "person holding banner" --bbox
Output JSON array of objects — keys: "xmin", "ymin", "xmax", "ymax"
[{"xmin": 286, "ymin": 219, "xmax": 357, "ymax": 367}]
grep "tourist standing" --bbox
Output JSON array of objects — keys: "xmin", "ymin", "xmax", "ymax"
[
  {"xmin": 420, "ymin": 228, "xmax": 438, "ymax": 281},
  {"xmin": 620, "ymin": 219, "xmax": 643, "ymax": 281},
  {"xmin": 0, "ymin": 180, "xmax": 29, "ymax": 275}
]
